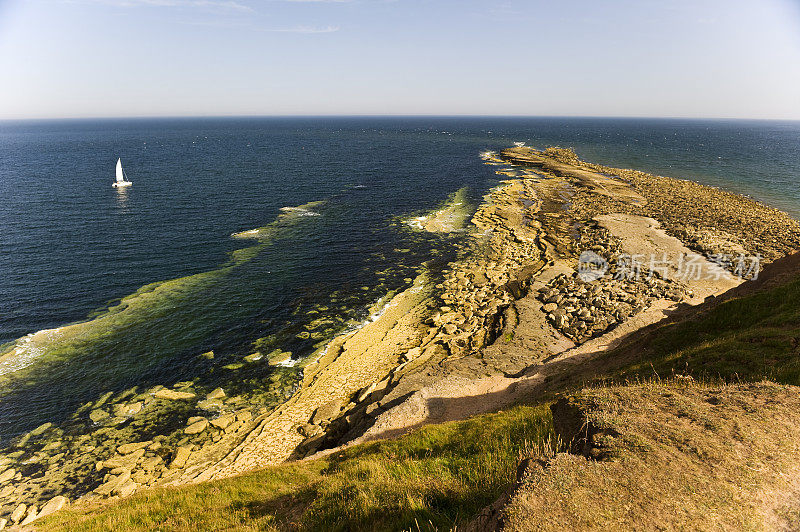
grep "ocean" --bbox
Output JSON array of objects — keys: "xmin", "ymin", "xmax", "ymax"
[{"xmin": 0, "ymin": 116, "xmax": 798, "ymax": 442}]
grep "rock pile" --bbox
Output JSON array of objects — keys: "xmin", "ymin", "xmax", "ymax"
[
  {"xmin": 538, "ymin": 272, "xmax": 685, "ymax": 343},
  {"xmin": 538, "ymin": 221, "xmax": 686, "ymax": 343}
]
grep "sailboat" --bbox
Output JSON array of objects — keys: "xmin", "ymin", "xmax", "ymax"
[{"xmin": 113, "ymin": 158, "xmax": 133, "ymax": 188}]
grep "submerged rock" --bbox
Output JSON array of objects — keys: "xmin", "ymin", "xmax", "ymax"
[
  {"xmin": 89, "ymin": 409, "xmax": 109, "ymax": 423},
  {"xmin": 29, "ymin": 422, "xmax": 53, "ymax": 437},
  {"xmin": 113, "ymin": 401, "xmax": 143, "ymax": 417},
  {"xmin": 243, "ymin": 352, "xmax": 263, "ymax": 363},
  {"xmin": 266, "ymin": 350, "xmax": 293, "ymax": 365},
  {"xmin": 196, "ymin": 399, "xmax": 223, "ymax": 411}
]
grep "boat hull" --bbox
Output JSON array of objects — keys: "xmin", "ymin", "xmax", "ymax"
[{"xmin": 113, "ymin": 182, "xmax": 132, "ymax": 188}]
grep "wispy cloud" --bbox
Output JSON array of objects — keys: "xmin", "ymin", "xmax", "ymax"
[
  {"xmin": 267, "ymin": 24, "xmax": 340, "ymax": 33},
  {"xmin": 68, "ymin": 0, "xmax": 254, "ymax": 12},
  {"xmin": 178, "ymin": 18, "xmax": 253, "ymax": 27}
]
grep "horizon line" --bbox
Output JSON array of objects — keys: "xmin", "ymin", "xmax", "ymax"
[{"xmin": 2, "ymin": 113, "xmax": 800, "ymax": 123}]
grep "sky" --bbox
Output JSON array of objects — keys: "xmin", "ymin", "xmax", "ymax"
[{"xmin": 0, "ymin": 0, "xmax": 799, "ymax": 119}]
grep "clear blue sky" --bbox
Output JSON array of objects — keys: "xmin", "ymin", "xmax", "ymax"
[{"xmin": 1, "ymin": 0, "xmax": 799, "ymax": 119}]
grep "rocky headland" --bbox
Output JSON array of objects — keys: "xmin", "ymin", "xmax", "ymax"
[{"xmin": 2, "ymin": 146, "xmax": 800, "ymax": 529}]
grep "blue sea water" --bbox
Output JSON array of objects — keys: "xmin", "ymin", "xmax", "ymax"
[{"xmin": 0, "ymin": 117, "xmax": 798, "ymax": 441}]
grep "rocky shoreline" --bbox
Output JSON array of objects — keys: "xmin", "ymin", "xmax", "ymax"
[{"xmin": 3, "ymin": 146, "xmax": 800, "ymax": 528}]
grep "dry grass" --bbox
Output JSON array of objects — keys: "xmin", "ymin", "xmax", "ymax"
[{"xmin": 504, "ymin": 381, "xmax": 800, "ymax": 531}]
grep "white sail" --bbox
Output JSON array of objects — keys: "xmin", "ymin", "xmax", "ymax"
[{"xmin": 115, "ymin": 158, "xmax": 124, "ymax": 183}]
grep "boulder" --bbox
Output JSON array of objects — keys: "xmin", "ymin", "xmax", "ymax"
[
  {"xmin": 403, "ymin": 347, "xmax": 421, "ymax": 361},
  {"xmin": 442, "ymin": 323, "xmax": 459, "ymax": 335},
  {"xmin": 132, "ymin": 471, "xmax": 156, "ymax": 484},
  {"xmin": 206, "ymin": 388, "xmax": 226, "ymax": 401},
  {"xmin": 170, "ymin": 446, "xmax": 192, "ymax": 469},
  {"xmin": 35, "ymin": 495, "xmax": 68, "ymax": 520},
  {"xmin": 209, "ymin": 414, "xmax": 236, "ymax": 430},
  {"xmin": 0, "ymin": 518, "xmax": 6, "ymax": 530},
  {"xmin": 117, "ymin": 441, "xmax": 152, "ymax": 455},
  {"xmin": 0, "ymin": 468, "xmax": 14, "ymax": 484},
  {"xmin": 356, "ymin": 383, "xmax": 378, "ymax": 403},
  {"xmin": 153, "ymin": 389, "xmax": 196, "ymax": 401},
  {"xmin": 103, "ymin": 448, "xmax": 145, "ymax": 470},
  {"xmin": 298, "ymin": 423, "xmax": 322, "ymax": 438},
  {"xmin": 95, "ymin": 469, "xmax": 131, "ymax": 496},
  {"xmin": 116, "ymin": 480, "xmax": 138, "ymax": 498},
  {"xmin": 224, "ymin": 421, "xmax": 244, "ymax": 434},
  {"xmin": 9, "ymin": 503, "xmax": 26, "ymax": 524},
  {"xmin": 140, "ymin": 455, "xmax": 164, "ymax": 471},
  {"xmin": 185, "ymin": 419, "xmax": 209, "ymax": 435},
  {"xmin": 20, "ymin": 506, "xmax": 38, "ymax": 526}
]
